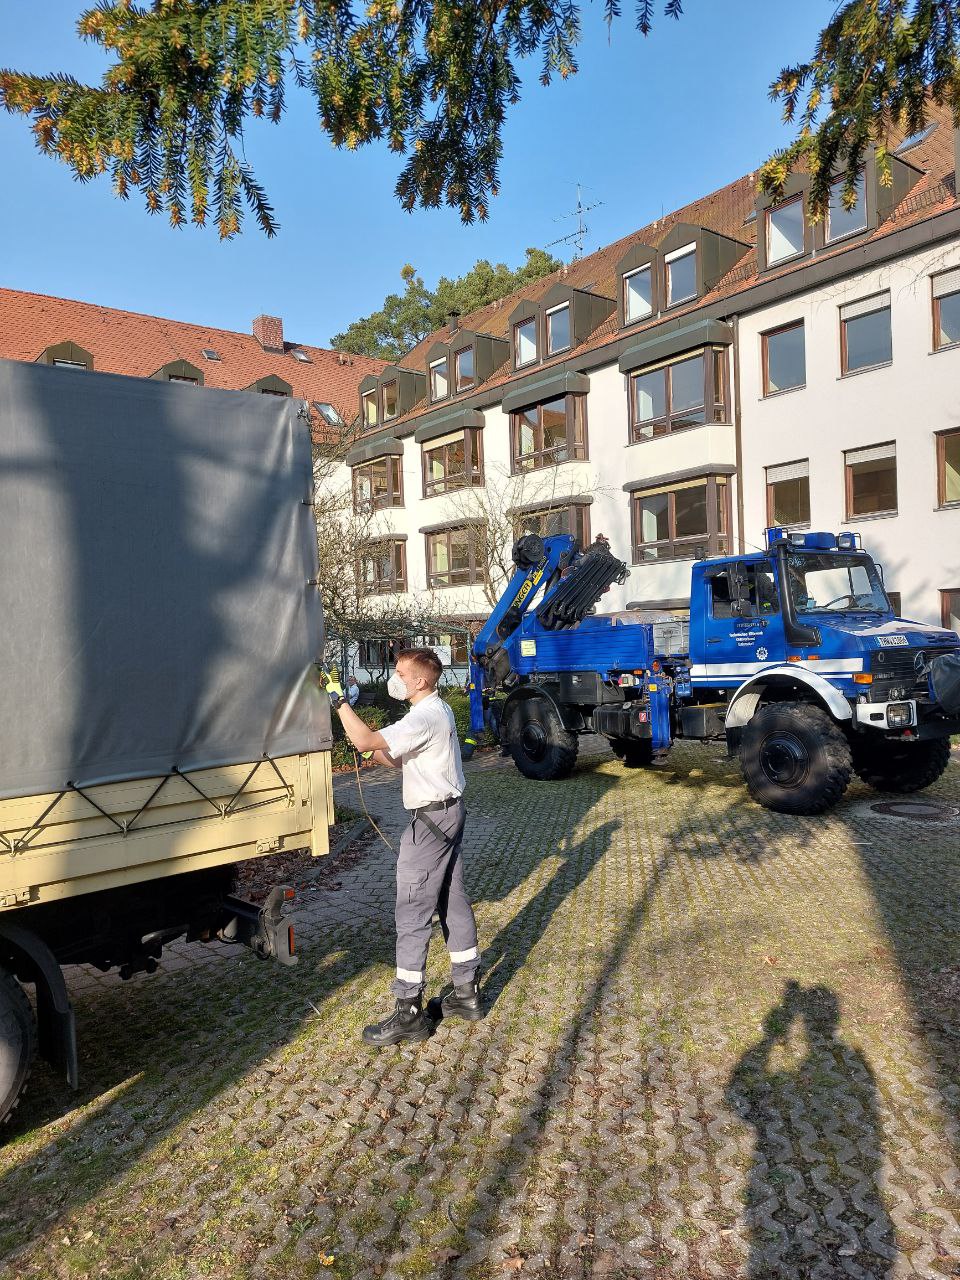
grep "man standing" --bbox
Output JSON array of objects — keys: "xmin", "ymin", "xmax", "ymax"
[{"xmin": 330, "ymin": 648, "xmax": 482, "ymax": 1045}]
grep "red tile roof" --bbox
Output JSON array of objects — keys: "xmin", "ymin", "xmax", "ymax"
[
  {"xmin": 0, "ymin": 288, "xmax": 386, "ymax": 441},
  {"xmin": 381, "ymin": 102, "xmax": 957, "ymax": 432}
]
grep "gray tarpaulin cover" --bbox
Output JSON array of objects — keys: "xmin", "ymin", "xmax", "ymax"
[{"xmin": 0, "ymin": 358, "xmax": 331, "ymax": 800}]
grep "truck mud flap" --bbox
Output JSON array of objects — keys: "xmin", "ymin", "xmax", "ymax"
[{"xmin": 219, "ymin": 886, "xmax": 298, "ymax": 966}]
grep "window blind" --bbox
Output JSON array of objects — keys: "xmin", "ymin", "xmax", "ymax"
[
  {"xmin": 932, "ymin": 268, "xmax": 960, "ymax": 299},
  {"xmin": 840, "ymin": 291, "xmax": 890, "ymax": 321},
  {"xmin": 845, "ymin": 442, "xmax": 895, "ymax": 466},
  {"xmin": 766, "ymin": 459, "xmax": 809, "ymax": 484}
]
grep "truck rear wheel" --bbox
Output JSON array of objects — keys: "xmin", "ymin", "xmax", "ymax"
[
  {"xmin": 0, "ymin": 968, "xmax": 36, "ymax": 1126},
  {"xmin": 506, "ymin": 695, "xmax": 579, "ymax": 781},
  {"xmin": 609, "ymin": 737, "xmax": 655, "ymax": 768},
  {"xmin": 740, "ymin": 701, "xmax": 852, "ymax": 815},
  {"xmin": 852, "ymin": 735, "xmax": 952, "ymax": 793}
]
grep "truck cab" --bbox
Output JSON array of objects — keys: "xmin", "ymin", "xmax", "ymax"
[{"xmin": 690, "ymin": 529, "xmax": 960, "ymax": 738}]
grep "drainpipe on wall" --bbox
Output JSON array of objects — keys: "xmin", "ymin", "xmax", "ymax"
[{"xmin": 731, "ymin": 312, "xmax": 746, "ymax": 554}]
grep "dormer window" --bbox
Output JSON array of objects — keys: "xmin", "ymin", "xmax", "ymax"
[
  {"xmin": 623, "ymin": 266, "xmax": 653, "ymax": 323},
  {"xmin": 454, "ymin": 345, "xmax": 475, "ymax": 392},
  {"xmin": 429, "ymin": 356, "xmax": 449, "ymax": 401},
  {"xmin": 765, "ymin": 195, "xmax": 805, "ymax": 265},
  {"xmin": 665, "ymin": 244, "xmax": 697, "ymax": 306},
  {"xmin": 362, "ymin": 388, "xmax": 377, "ymax": 428},
  {"xmin": 826, "ymin": 172, "xmax": 867, "ymax": 243},
  {"xmin": 381, "ymin": 380, "xmax": 398, "ymax": 421},
  {"xmin": 546, "ymin": 304, "xmax": 571, "ymax": 356},
  {"xmin": 514, "ymin": 317, "xmax": 537, "ymax": 368}
]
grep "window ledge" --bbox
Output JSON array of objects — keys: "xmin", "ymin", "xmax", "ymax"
[
  {"xmin": 764, "ymin": 250, "xmax": 806, "ymax": 271},
  {"xmin": 931, "ymin": 342, "xmax": 960, "ymax": 355},
  {"xmin": 761, "ymin": 385, "xmax": 805, "ymax": 400},
  {"xmin": 626, "ymin": 420, "xmax": 731, "ymax": 446},
  {"xmin": 936, "ymin": 502, "xmax": 960, "ymax": 512},
  {"xmin": 631, "ymin": 554, "xmax": 699, "ymax": 566},
  {"xmin": 823, "ymin": 225, "xmax": 870, "ymax": 249},
  {"xmin": 838, "ymin": 361, "xmax": 893, "ymax": 380},
  {"xmin": 842, "ymin": 511, "xmax": 898, "ymax": 523}
]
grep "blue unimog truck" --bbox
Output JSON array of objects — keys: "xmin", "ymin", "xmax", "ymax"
[{"xmin": 468, "ymin": 529, "xmax": 960, "ymax": 814}]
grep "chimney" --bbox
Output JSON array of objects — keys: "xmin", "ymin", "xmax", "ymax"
[
  {"xmin": 447, "ymin": 308, "xmax": 462, "ymax": 336},
  {"xmin": 253, "ymin": 314, "xmax": 284, "ymax": 352}
]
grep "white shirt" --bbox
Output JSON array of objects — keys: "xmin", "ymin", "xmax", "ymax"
[{"xmin": 379, "ymin": 691, "xmax": 465, "ymax": 810}]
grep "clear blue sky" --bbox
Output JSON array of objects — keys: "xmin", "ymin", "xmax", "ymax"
[{"xmin": 0, "ymin": 1, "xmax": 836, "ymax": 347}]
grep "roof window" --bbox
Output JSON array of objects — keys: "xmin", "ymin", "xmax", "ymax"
[
  {"xmin": 291, "ymin": 348, "xmax": 311, "ymax": 363},
  {"xmin": 201, "ymin": 348, "xmax": 221, "ymax": 361},
  {"xmin": 314, "ymin": 401, "xmax": 343, "ymax": 426},
  {"xmin": 894, "ymin": 122, "xmax": 937, "ymax": 155}
]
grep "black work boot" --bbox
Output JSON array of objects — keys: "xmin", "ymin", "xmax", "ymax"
[
  {"xmin": 362, "ymin": 997, "xmax": 432, "ymax": 1047},
  {"xmin": 427, "ymin": 979, "xmax": 484, "ymax": 1023}
]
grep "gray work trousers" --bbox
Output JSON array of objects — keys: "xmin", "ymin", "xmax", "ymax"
[{"xmin": 393, "ymin": 797, "xmax": 480, "ymax": 1000}]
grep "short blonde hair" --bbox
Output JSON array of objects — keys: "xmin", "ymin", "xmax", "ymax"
[{"xmin": 396, "ymin": 647, "xmax": 443, "ymax": 687}]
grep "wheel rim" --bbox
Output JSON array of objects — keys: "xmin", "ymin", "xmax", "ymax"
[
  {"xmin": 758, "ymin": 731, "xmax": 810, "ymax": 788},
  {"xmin": 519, "ymin": 720, "xmax": 549, "ymax": 761}
]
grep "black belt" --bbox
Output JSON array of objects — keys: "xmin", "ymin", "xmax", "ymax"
[
  {"xmin": 411, "ymin": 796, "xmax": 463, "ymax": 843},
  {"xmin": 413, "ymin": 796, "xmax": 462, "ymax": 816}
]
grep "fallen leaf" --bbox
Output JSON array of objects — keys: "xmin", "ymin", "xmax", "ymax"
[
  {"xmin": 319, "ymin": 1254, "xmax": 336, "ymax": 1267},
  {"xmin": 502, "ymin": 1259, "xmax": 525, "ymax": 1272},
  {"xmin": 762, "ymin": 955, "xmax": 779, "ymax": 966}
]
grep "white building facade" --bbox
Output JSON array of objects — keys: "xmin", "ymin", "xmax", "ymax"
[{"xmin": 340, "ymin": 113, "xmax": 960, "ymax": 675}]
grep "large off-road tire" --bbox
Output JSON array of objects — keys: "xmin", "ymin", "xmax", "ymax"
[
  {"xmin": 852, "ymin": 735, "xmax": 952, "ymax": 793},
  {"xmin": 506, "ymin": 694, "xmax": 579, "ymax": 781},
  {"xmin": 739, "ymin": 701, "xmax": 852, "ymax": 815},
  {"xmin": 0, "ymin": 968, "xmax": 36, "ymax": 1127},
  {"xmin": 609, "ymin": 737, "xmax": 655, "ymax": 768}
]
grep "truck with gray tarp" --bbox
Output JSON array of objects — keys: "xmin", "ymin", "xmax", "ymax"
[{"xmin": 0, "ymin": 358, "xmax": 334, "ymax": 1125}]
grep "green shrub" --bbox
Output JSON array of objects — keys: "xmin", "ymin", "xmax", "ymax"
[
  {"xmin": 442, "ymin": 688, "xmax": 474, "ymax": 740},
  {"xmin": 331, "ymin": 704, "xmax": 388, "ymax": 770}
]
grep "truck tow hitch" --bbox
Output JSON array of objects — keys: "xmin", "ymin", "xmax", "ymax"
[{"xmin": 219, "ymin": 886, "xmax": 298, "ymax": 966}]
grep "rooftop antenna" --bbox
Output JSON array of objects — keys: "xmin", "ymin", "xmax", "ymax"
[{"xmin": 546, "ymin": 183, "xmax": 604, "ymax": 259}]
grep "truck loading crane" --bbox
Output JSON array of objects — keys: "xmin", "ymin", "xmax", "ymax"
[{"xmin": 468, "ymin": 529, "xmax": 960, "ymax": 815}]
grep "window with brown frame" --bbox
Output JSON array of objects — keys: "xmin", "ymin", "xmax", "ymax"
[
  {"xmin": 358, "ymin": 540, "xmax": 407, "ymax": 594},
  {"xmin": 545, "ymin": 304, "xmax": 571, "ymax": 355},
  {"xmin": 513, "ymin": 502, "xmax": 591, "ymax": 548},
  {"xmin": 352, "ymin": 456, "xmax": 403, "ymax": 512},
  {"xmin": 381, "ymin": 380, "xmax": 398, "ymax": 421},
  {"xmin": 422, "ymin": 430, "xmax": 483, "ymax": 497},
  {"xmin": 429, "ymin": 356, "xmax": 449, "ymax": 401},
  {"xmin": 361, "ymin": 388, "xmax": 378, "ymax": 429},
  {"xmin": 631, "ymin": 476, "xmax": 730, "ymax": 563},
  {"xmin": 421, "ymin": 629, "xmax": 472, "ymax": 665},
  {"xmin": 514, "ymin": 317, "xmax": 537, "ymax": 368},
  {"xmin": 511, "ymin": 394, "xmax": 587, "ymax": 471},
  {"xmin": 937, "ymin": 428, "xmax": 960, "ymax": 507},
  {"xmin": 359, "ymin": 636, "xmax": 401, "ymax": 670},
  {"xmin": 629, "ymin": 347, "xmax": 727, "ymax": 442},
  {"xmin": 454, "ymin": 345, "xmax": 475, "ymax": 392},
  {"xmin": 762, "ymin": 321, "xmax": 805, "ymax": 395},
  {"xmin": 840, "ymin": 293, "xmax": 892, "ymax": 374},
  {"xmin": 766, "ymin": 460, "xmax": 810, "ymax": 527},
  {"xmin": 426, "ymin": 525, "xmax": 483, "ymax": 588},
  {"xmin": 932, "ymin": 269, "xmax": 960, "ymax": 351},
  {"xmin": 844, "ymin": 443, "xmax": 897, "ymax": 517},
  {"xmin": 941, "ymin": 588, "xmax": 960, "ymax": 633},
  {"xmin": 765, "ymin": 195, "xmax": 805, "ymax": 265}
]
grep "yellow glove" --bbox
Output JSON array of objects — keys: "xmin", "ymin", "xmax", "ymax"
[{"xmin": 321, "ymin": 671, "xmax": 345, "ymax": 708}]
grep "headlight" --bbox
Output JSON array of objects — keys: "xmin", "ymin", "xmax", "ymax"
[{"xmin": 886, "ymin": 703, "xmax": 914, "ymax": 728}]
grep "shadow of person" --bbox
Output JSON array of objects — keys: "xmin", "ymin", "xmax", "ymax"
[{"xmin": 725, "ymin": 980, "xmax": 896, "ymax": 1278}]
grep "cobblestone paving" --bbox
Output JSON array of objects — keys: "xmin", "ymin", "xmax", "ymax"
[{"xmin": 2, "ymin": 743, "xmax": 960, "ymax": 1280}]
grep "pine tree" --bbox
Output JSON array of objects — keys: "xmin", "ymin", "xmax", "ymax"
[
  {"xmin": 2, "ymin": 2, "xmax": 957, "ymax": 238},
  {"xmin": 332, "ymin": 250, "xmax": 563, "ymax": 361}
]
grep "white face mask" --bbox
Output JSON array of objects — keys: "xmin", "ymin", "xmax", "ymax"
[{"xmin": 387, "ymin": 672, "xmax": 411, "ymax": 702}]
